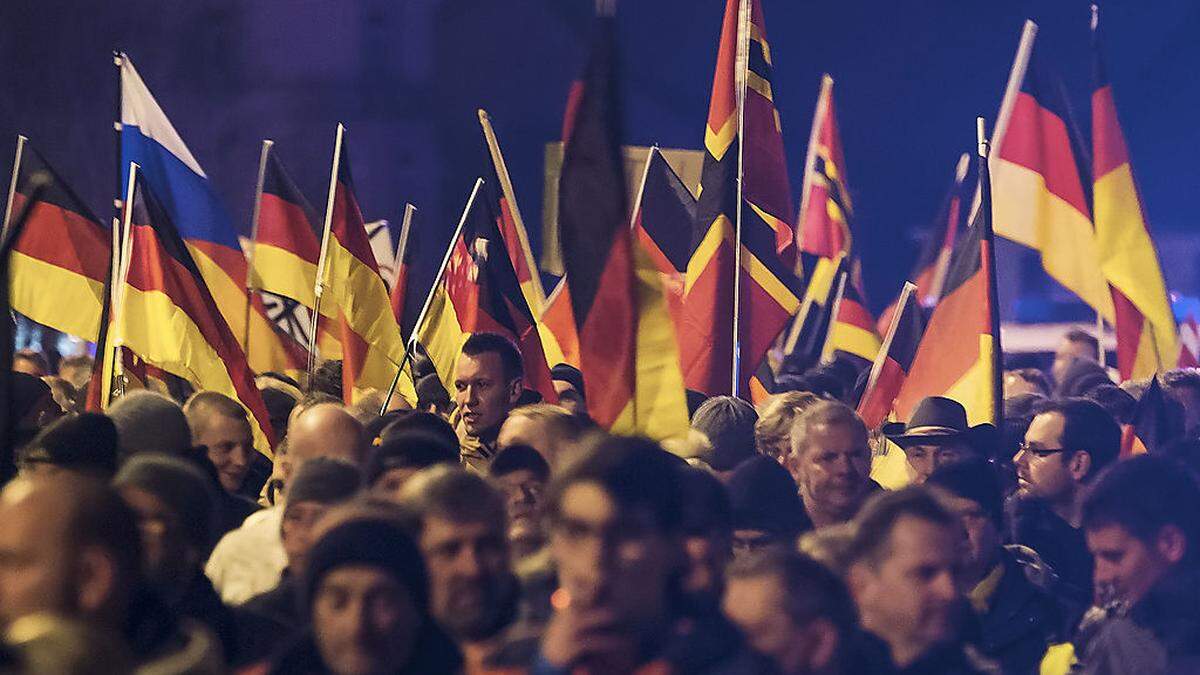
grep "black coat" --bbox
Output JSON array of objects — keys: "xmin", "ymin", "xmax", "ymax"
[
  {"xmin": 1006, "ymin": 496, "xmax": 1092, "ymax": 609},
  {"xmin": 972, "ymin": 546, "xmax": 1071, "ymax": 674}
]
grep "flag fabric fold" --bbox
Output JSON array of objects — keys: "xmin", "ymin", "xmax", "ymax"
[{"xmin": 857, "ymin": 283, "xmax": 925, "ymax": 429}]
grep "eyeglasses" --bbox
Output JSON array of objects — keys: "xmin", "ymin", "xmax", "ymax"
[{"xmin": 1017, "ymin": 442, "xmax": 1070, "ymax": 458}]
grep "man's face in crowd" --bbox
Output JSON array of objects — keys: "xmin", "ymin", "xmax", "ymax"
[
  {"xmin": 1014, "ymin": 412, "xmax": 1083, "ymax": 505},
  {"xmin": 940, "ymin": 493, "xmax": 1000, "ymax": 582},
  {"xmin": 724, "ymin": 572, "xmax": 836, "ymax": 675},
  {"xmin": 312, "ymin": 565, "xmax": 420, "ymax": 675},
  {"xmin": 455, "ymin": 352, "xmax": 521, "ymax": 437},
  {"xmin": 1053, "ymin": 337, "xmax": 1096, "ymax": 384},
  {"xmin": 682, "ymin": 528, "xmax": 731, "ymax": 611},
  {"xmin": 552, "ymin": 381, "xmax": 586, "ymax": 416},
  {"xmin": 1087, "ymin": 523, "xmax": 1183, "ymax": 605},
  {"xmin": 12, "ymin": 356, "xmax": 45, "ymax": 377},
  {"xmin": 850, "ymin": 515, "xmax": 960, "ymax": 663},
  {"xmin": 791, "ymin": 422, "xmax": 871, "ymax": 520},
  {"xmin": 551, "ymin": 482, "xmax": 678, "ymax": 627},
  {"xmin": 119, "ymin": 486, "xmax": 192, "ymax": 586},
  {"xmin": 903, "ymin": 441, "xmax": 972, "ymax": 485},
  {"xmin": 1003, "ymin": 372, "xmax": 1041, "ymax": 398},
  {"xmin": 195, "ymin": 413, "xmax": 253, "ymax": 493},
  {"xmin": 282, "ymin": 500, "xmax": 332, "ymax": 574},
  {"xmin": 418, "ymin": 513, "xmax": 514, "ymax": 641},
  {"xmin": 493, "ymin": 469, "xmax": 545, "ymax": 550},
  {"xmin": 371, "ymin": 467, "xmax": 423, "ymax": 504},
  {"xmin": 0, "ymin": 480, "xmax": 75, "ymax": 628}
]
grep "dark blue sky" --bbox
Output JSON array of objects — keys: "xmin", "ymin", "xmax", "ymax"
[{"xmin": 3, "ymin": 0, "xmax": 1198, "ymax": 319}]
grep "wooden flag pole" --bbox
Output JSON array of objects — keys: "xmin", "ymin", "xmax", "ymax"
[
  {"xmin": 730, "ymin": 0, "xmax": 751, "ymax": 396},
  {"xmin": 2, "ymin": 135, "xmax": 26, "ymax": 237},
  {"xmin": 380, "ymin": 178, "xmax": 484, "ymax": 415},
  {"xmin": 111, "ymin": 163, "xmax": 140, "ymax": 400},
  {"xmin": 309, "ymin": 124, "xmax": 345, "ymax": 382},
  {"xmin": 977, "ymin": 117, "xmax": 1005, "ymax": 428},
  {"xmin": 243, "ymin": 139, "xmax": 273, "ymax": 362}
]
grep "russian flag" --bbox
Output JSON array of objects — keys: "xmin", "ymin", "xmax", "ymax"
[{"xmin": 119, "ymin": 55, "xmax": 305, "ymax": 374}]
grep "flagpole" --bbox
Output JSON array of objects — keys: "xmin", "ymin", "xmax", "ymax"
[
  {"xmin": 310, "ymin": 123, "xmax": 345, "ymax": 382},
  {"xmin": 2, "ymin": 136, "xmax": 26, "ymax": 236},
  {"xmin": 380, "ymin": 178, "xmax": 484, "ymax": 415},
  {"xmin": 244, "ymin": 139, "xmax": 273, "ymax": 362},
  {"xmin": 860, "ymin": 282, "xmax": 917, "ymax": 410},
  {"xmin": 818, "ymin": 270, "xmax": 849, "ymax": 363},
  {"xmin": 977, "ymin": 117, "xmax": 1004, "ymax": 428},
  {"xmin": 394, "ymin": 202, "xmax": 416, "ymax": 286},
  {"xmin": 112, "ymin": 163, "xmax": 140, "ymax": 400},
  {"xmin": 928, "ymin": 153, "xmax": 971, "ymax": 302},
  {"xmin": 478, "ymin": 109, "xmax": 546, "ymax": 310},
  {"xmin": 730, "ymin": 0, "xmax": 751, "ymax": 396},
  {"xmin": 795, "ymin": 75, "xmax": 832, "ymax": 274}
]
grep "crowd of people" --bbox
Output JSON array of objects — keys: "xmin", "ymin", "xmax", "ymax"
[{"xmin": 3, "ymin": 328, "xmax": 1200, "ymax": 674}]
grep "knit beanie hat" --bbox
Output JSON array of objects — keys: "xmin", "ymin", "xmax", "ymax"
[
  {"xmin": 304, "ymin": 518, "xmax": 429, "ymax": 612},
  {"xmin": 691, "ymin": 396, "xmax": 758, "ymax": 472},
  {"xmin": 113, "ymin": 453, "xmax": 216, "ymax": 550},
  {"xmin": 726, "ymin": 455, "xmax": 805, "ymax": 535},
  {"xmin": 286, "ymin": 457, "xmax": 362, "ymax": 506},
  {"xmin": 366, "ymin": 430, "xmax": 458, "ymax": 486},
  {"xmin": 107, "ymin": 391, "xmax": 193, "ymax": 460},
  {"xmin": 18, "ymin": 413, "xmax": 119, "ymax": 477},
  {"xmin": 926, "ymin": 458, "xmax": 1004, "ymax": 528},
  {"xmin": 549, "ymin": 364, "xmax": 585, "ymax": 399}
]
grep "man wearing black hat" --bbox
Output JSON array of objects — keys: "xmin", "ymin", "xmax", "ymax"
[
  {"xmin": 726, "ymin": 455, "xmax": 808, "ymax": 554},
  {"xmin": 15, "ymin": 412, "xmax": 119, "ymax": 479},
  {"xmin": 549, "ymin": 363, "xmax": 587, "ymax": 417},
  {"xmin": 927, "ymin": 459, "xmax": 1068, "ymax": 674},
  {"xmin": 884, "ymin": 396, "xmax": 995, "ymax": 484}
]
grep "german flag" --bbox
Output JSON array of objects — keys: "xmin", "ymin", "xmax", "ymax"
[
  {"xmin": 1120, "ymin": 376, "xmax": 1172, "ymax": 458},
  {"xmin": 877, "ymin": 153, "xmax": 970, "ymax": 333},
  {"xmin": 251, "ymin": 144, "xmax": 340, "ymax": 359},
  {"xmin": 988, "ymin": 22, "xmax": 1113, "ymax": 324},
  {"xmin": 895, "ymin": 123, "xmax": 1002, "ymax": 427},
  {"xmin": 318, "ymin": 126, "xmax": 414, "ymax": 405},
  {"xmin": 112, "ymin": 169, "xmax": 275, "ymax": 454},
  {"xmin": 389, "ymin": 204, "xmax": 417, "ymax": 333},
  {"xmin": 634, "ymin": 148, "xmax": 695, "ymax": 345},
  {"xmin": 5, "ymin": 138, "xmax": 109, "ymax": 344},
  {"xmin": 119, "ymin": 55, "xmax": 306, "ymax": 375},
  {"xmin": 823, "ymin": 267, "xmax": 881, "ymax": 369},
  {"xmin": 858, "ymin": 282, "xmax": 925, "ymax": 429},
  {"xmin": 680, "ymin": 0, "xmax": 800, "ymax": 396},
  {"xmin": 557, "ymin": 10, "xmax": 635, "ymax": 428},
  {"xmin": 1091, "ymin": 9, "xmax": 1175, "ymax": 381},
  {"xmin": 479, "ymin": 110, "xmax": 546, "ymax": 315},
  {"xmin": 539, "ymin": 278, "xmax": 580, "ymax": 369},
  {"xmin": 1178, "ymin": 315, "xmax": 1199, "ymax": 369}
]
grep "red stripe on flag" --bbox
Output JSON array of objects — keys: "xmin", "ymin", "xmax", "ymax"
[
  {"xmin": 1092, "ymin": 85, "xmax": 1130, "ymax": 178},
  {"xmin": 11, "ymin": 195, "xmax": 110, "ymax": 282},
  {"xmin": 578, "ymin": 234, "xmax": 635, "ymax": 428},
  {"xmin": 997, "ymin": 93, "xmax": 1090, "ymax": 218},
  {"xmin": 256, "ymin": 193, "xmax": 322, "ymax": 263}
]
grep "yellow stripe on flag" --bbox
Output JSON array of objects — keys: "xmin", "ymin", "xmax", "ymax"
[
  {"xmin": 9, "ymin": 252, "xmax": 104, "ymax": 341},
  {"xmin": 685, "ymin": 215, "xmax": 733, "ymax": 296},
  {"xmin": 941, "ymin": 333, "xmax": 996, "ymax": 426}
]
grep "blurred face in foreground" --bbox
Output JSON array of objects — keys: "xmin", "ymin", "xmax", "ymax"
[
  {"xmin": 940, "ymin": 493, "xmax": 1000, "ymax": 583},
  {"xmin": 1053, "ymin": 338, "xmax": 1096, "ymax": 384},
  {"xmin": 1087, "ymin": 523, "xmax": 1184, "ymax": 606},
  {"xmin": 849, "ymin": 515, "xmax": 961, "ymax": 667},
  {"xmin": 312, "ymin": 565, "xmax": 420, "ymax": 675},
  {"xmin": 724, "ymin": 573, "xmax": 838, "ymax": 675},
  {"xmin": 493, "ymin": 469, "xmax": 546, "ymax": 554},
  {"xmin": 792, "ymin": 422, "xmax": 872, "ymax": 522},
  {"xmin": 454, "ymin": 352, "xmax": 521, "ymax": 437},
  {"xmin": 418, "ymin": 513, "xmax": 514, "ymax": 641}
]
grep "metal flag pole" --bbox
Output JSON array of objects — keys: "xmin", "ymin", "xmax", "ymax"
[
  {"xmin": 309, "ymin": 124, "xmax": 345, "ymax": 383},
  {"xmin": 860, "ymin": 282, "xmax": 918, "ymax": 408},
  {"xmin": 380, "ymin": 178, "xmax": 484, "ymax": 415},
  {"xmin": 730, "ymin": 0, "xmax": 751, "ymax": 397},
  {"xmin": 2, "ymin": 136, "xmax": 27, "ymax": 238},
  {"xmin": 394, "ymin": 202, "xmax": 417, "ymax": 289},
  {"xmin": 112, "ymin": 163, "xmax": 140, "ymax": 399},
  {"xmin": 244, "ymin": 139, "xmax": 273, "ymax": 362}
]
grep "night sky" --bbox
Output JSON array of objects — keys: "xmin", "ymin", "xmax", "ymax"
[{"xmin": 3, "ymin": 0, "xmax": 1198, "ymax": 321}]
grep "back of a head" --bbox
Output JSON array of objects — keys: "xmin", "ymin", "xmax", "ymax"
[
  {"xmin": 183, "ymin": 390, "xmax": 247, "ymax": 434},
  {"xmin": 18, "ymin": 413, "xmax": 119, "ymax": 479},
  {"xmin": 727, "ymin": 547, "xmax": 858, "ymax": 636},
  {"xmin": 848, "ymin": 487, "xmax": 956, "ymax": 568},
  {"xmin": 1083, "ymin": 455, "xmax": 1200, "ymax": 568},
  {"xmin": 726, "ymin": 455, "xmax": 804, "ymax": 536},
  {"xmin": 1007, "ymin": 368, "xmax": 1051, "ymax": 397},
  {"xmin": 398, "ymin": 464, "xmax": 506, "ymax": 534},
  {"xmin": 791, "ymin": 399, "xmax": 867, "ymax": 458},
  {"xmin": 1085, "ymin": 385, "xmax": 1138, "ymax": 425},
  {"xmin": 113, "ymin": 453, "xmax": 217, "ymax": 552},
  {"xmin": 461, "ymin": 332, "xmax": 523, "ymax": 383},
  {"xmin": 287, "ymin": 456, "xmax": 363, "ymax": 507},
  {"xmin": 106, "ymin": 390, "xmax": 193, "ymax": 461},
  {"xmin": 381, "ymin": 410, "xmax": 459, "ymax": 450},
  {"xmin": 925, "ymin": 458, "xmax": 1003, "ymax": 528},
  {"xmin": 309, "ymin": 360, "xmax": 344, "ymax": 401},
  {"xmin": 488, "ymin": 444, "xmax": 550, "ymax": 483},
  {"xmin": 288, "ymin": 402, "xmax": 366, "ymax": 466},
  {"xmin": 1065, "ymin": 329, "xmax": 1101, "ymax": 361},
  {"xmin": 1032, "ymin": 397, "xmax": 1121, "ymax": 480},
  {"xmin": 547, "ymin": 436, "xmax": 685, "ymax": 535},
  {"xmin": 691, "ymin": 396, "xmax": 759, "ymax": 472},
  {"xmin": 366, "ymin": 430, "xmax": 459, "ymax": 487},
  {"xmin": 1055, "ymin": 358, "xmax": 1112, "ymax": 398},
  {"xmin": 304, "ymin": 516, "xmax": 429, "ymax": 613}
]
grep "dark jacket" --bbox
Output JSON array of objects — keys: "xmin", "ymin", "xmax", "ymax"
[
  {"xmin": 241, "ymin": 574, "xmax": 302, "ymax": 634},
  {"xmin": 1073, "ymin": 567, "xmax": 1200, "ymax": 675},
  {"xmin": 971, "ymin": 546, "xmax": 1070, "ymax": 674},
  {"xmin": 250, "ymin": 623, "xmax": 461, "ymax": 675},
  {"xmin": 217, "ymin": 490, "xmax": 262, "ymax": 539},
  {"xmin": 1007, "ymin": 496, "xmax": 1092, "ymax": 608},
  {"xmin": 846, "ymin": 629, "xmax": 994, "ymax": 675}
]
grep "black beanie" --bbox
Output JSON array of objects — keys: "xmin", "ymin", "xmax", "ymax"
[
  {"xmin": 691, "ymin": 396, "xmax": 758, "ymax": 472},
  {"xmin": 365, "ymin": 430, "xmax": 457, "ymax": 486},
  {"xmin": 304, "ymin": 518, "xmax": 429, "ymax": 612},
  {"xmin": 926, "ymin": 458, "xmax": 1004, "ymax": 528},
  {"xmin": 18, "ymin": 413, "xmax": 119, "ymax": 477},
  {"xmin": 114, "ymin": 453, "xmax": 216, "ymax": 551},
  {"xmin": 286, "ymin": 457, "xmax": 362, "ymax": 506},
  {"xmin": 549, "ymin": 363, "xmax": 585, "ymax": 399},
  {"xmin": 726, "ymin": 455, "xmax": 805, "ymax": 535},
  {"xmin": 11, "ymin": 372, "xmax": 50, "ymax": 424}
]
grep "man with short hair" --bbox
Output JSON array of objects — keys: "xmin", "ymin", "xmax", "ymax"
[
  {"xmin": 1011, "ymin": 398, "xmax": 1121, "ymax": 604},
  {"xmin": 1053, "ymin": 328, "xmax": 1101, "ymax": 385},
  {"xmin": 789, "ymin": 401, "xmax": 875, "ymax": 529},
  {"xmin": 396, "ymin": 464, "xmax": 518, "ymax": 670},
  {"xmin": 1003, "ymin": 368, "xmax": 1051, "ymax": 398},
  {"xmin": 16, "ymin": 412, "xmax": 119, "ymax": 479},
  {"xmin": 488, "ymin": 444, "xmax": 551, "ymax": 560},
  {"xmin": 727, "ymin": 455, "xmax": 807, "ymax": 554},
  {"xmin": 107, "ymin": 389, "xmax": 194, "ymax": 459},
  {"xmin": 691, "ymin": 395, "xmax": 759, "ymax": 478},
  {"xmin": 724, "ymin": 548, "xmax": 859, "ymax": 675},
  {"xmin": 497, "ymin": 403, "xmax": 587, "ymax": 471},
  {"xmin": 367, "ymin": 429, "xmax": 459, "ymax": 501},
  {"xmin": 927, "ymin": 459, "xmax": 1067, "ymax": 674},
  {"xmin": 538, "ymin": 436, "xmax": 773, "ymax": 673},
  {"xmin": 184, "ymin": 391, "xmax": 264, "ymax": 536},
  {"xmin": 845, "ymin": 487, "xmax": 985, "ymax": 673},
  {"xmin": 1161, "ymin": 368, "xmax": 1200, "ymax": 438},
  {"xmin": 57, "ymin": 354, "xmax": 95, "ymax": 391},
  {"xmin": 1073, "ymin": 455, "xmax": 1200, "ymax": 672},
  {"xmin": 755, "ymin": 390, "xmax": 820, "ymax": 465},
  {"xmin": 883, "ymin": 396, "xmax": 995, "ymax": 484},
  {"xmin": 454, "ymin": 332, "xmax": 525, "ymax": 472}
]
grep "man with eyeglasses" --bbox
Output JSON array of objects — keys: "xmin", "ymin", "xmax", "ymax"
[{"xmin": 1011, "ymin": 398, "xmax": 1120, "ymax": 605}]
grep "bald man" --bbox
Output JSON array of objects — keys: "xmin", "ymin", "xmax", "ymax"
[{"xmin": 206, "ymin": 402, "xmax": 366, "ymax": 604}]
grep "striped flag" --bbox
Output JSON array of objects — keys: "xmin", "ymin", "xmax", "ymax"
[
  {"xmin": 1120, "ymin": 377, "xmax": 1173, "ymax": 457},
  {"xmin": 680, "ymin": 0, "xmax": 800, "ymax": 396},
  {"xmin": 858, "ymin": 282, "xmax": 925, "ymax": 429},
  {"xmin": 1091, "ymin": 8, "xmax": 1176, "ymax": 380},
  {"xmin": 987, "ymin": 22, "xmax": 1114, "ymax": 324},
  {"xmin": 634, "ymin": 149, "xmax": 695, "ymax": 344}
]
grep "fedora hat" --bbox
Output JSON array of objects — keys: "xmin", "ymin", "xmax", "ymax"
[{"xmin": 882, "ymin": 396, "xmax": 995, "ymax": 448}]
